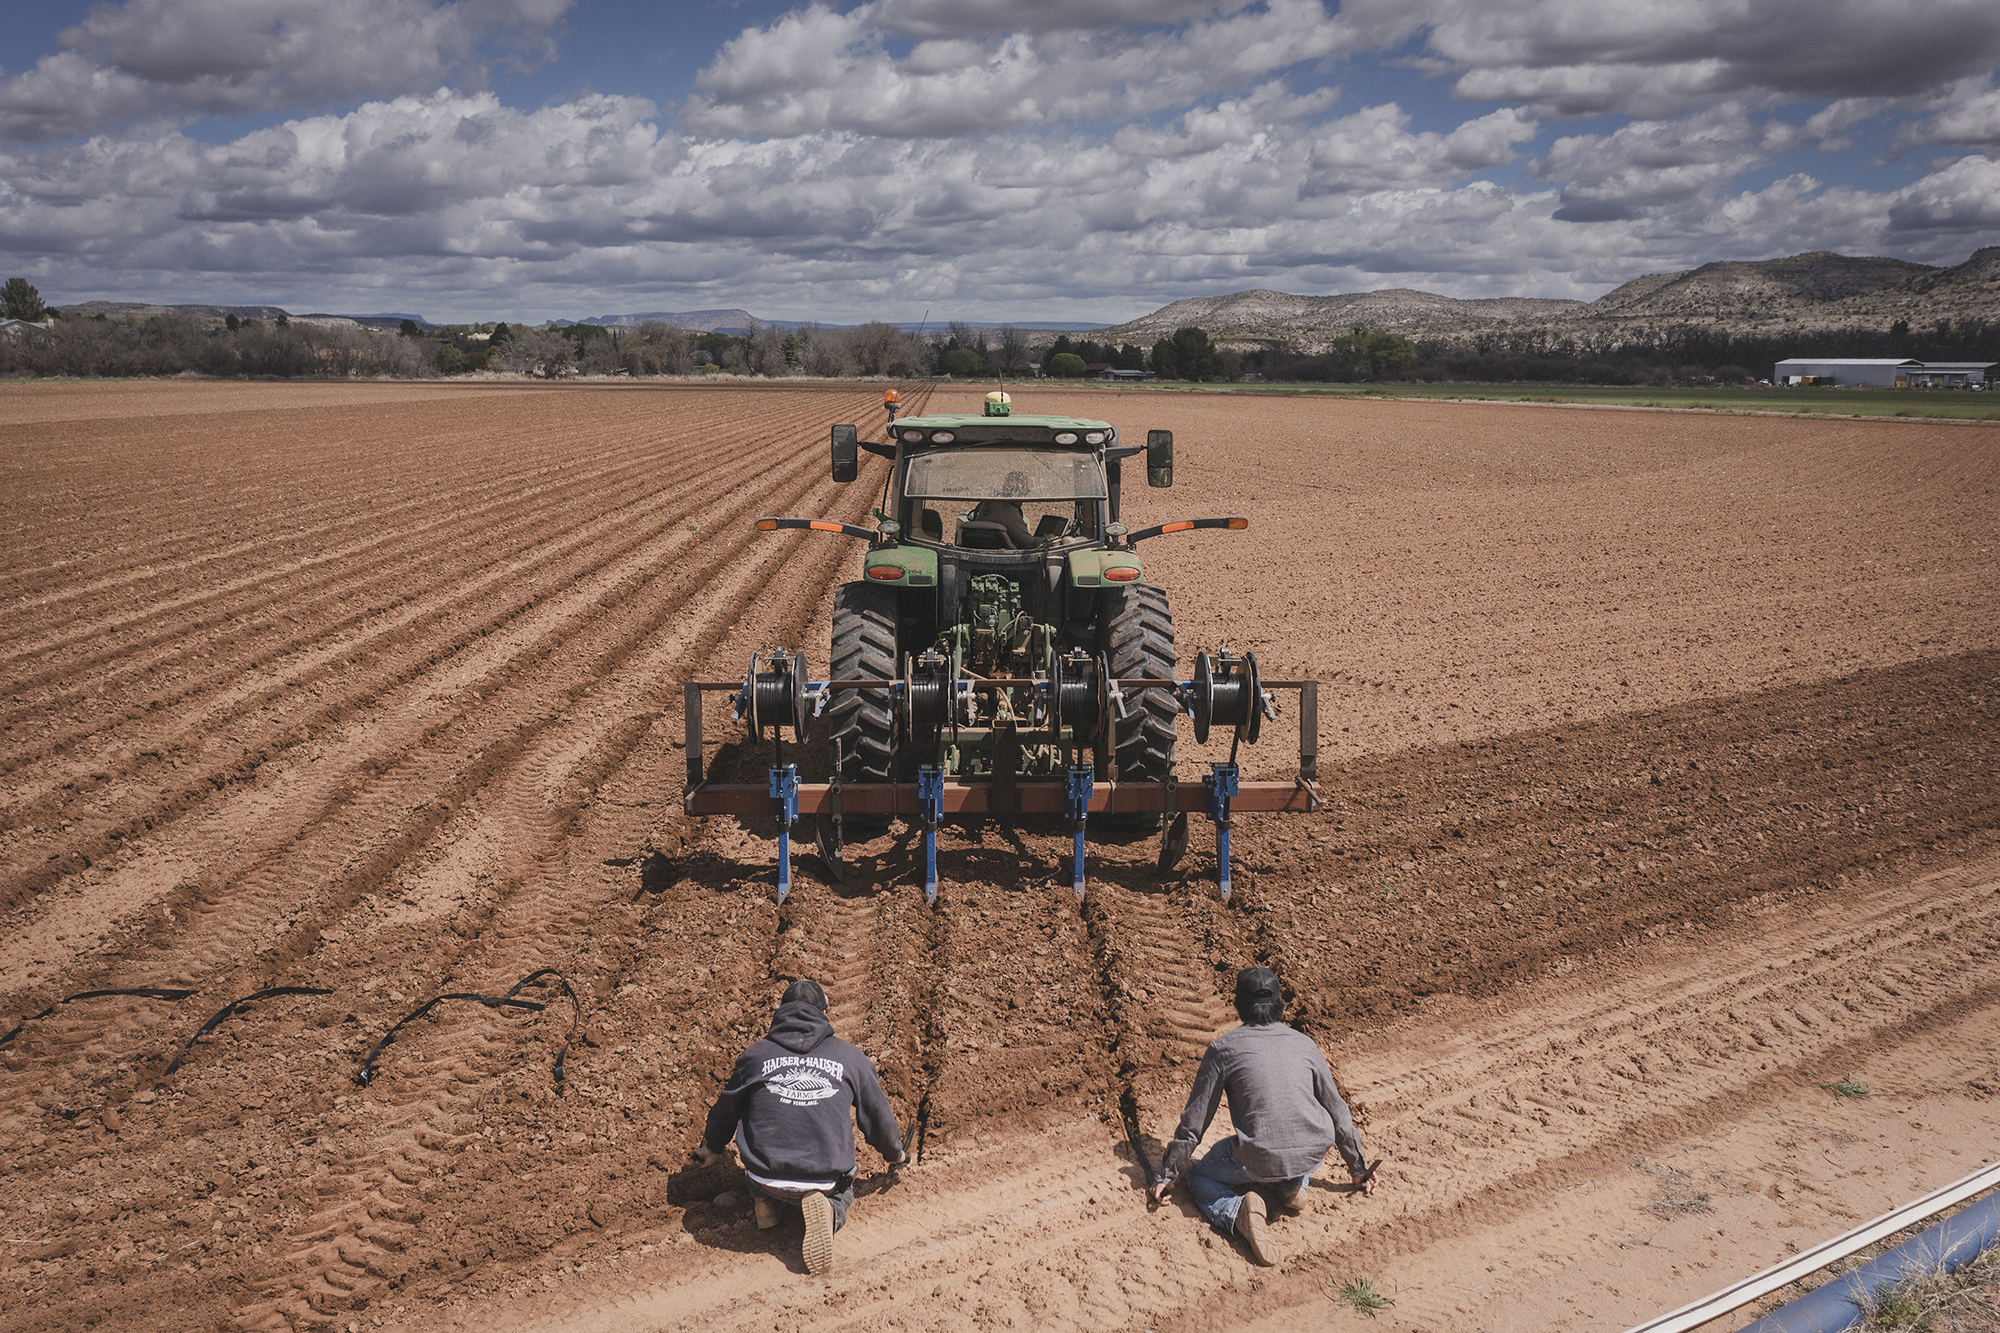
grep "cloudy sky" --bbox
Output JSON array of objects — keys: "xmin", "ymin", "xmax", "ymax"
[{"xmin": 2, "ymin": 0, "xmax": 1996, "ymax": 325}]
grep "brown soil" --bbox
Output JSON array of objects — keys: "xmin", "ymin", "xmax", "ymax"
[{"xmin": 1, "ymin": 381, "xmax": 1996, "ymax": 1333}]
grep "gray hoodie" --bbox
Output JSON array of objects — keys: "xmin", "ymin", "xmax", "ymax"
[
  {"xmin": 1170, "ymin": 1021, "xmax": 1367, "ymax": 1181},
  {"xmin": 701, "ymin": 1000, "xmax": 904, "ymax": 1182}
]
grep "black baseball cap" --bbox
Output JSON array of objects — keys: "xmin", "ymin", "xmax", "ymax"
[{"xmin": 1234, "ymin": 966, "xmax": 1281, "ymax": 1007}]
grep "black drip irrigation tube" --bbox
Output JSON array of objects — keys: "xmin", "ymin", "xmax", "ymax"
[
  {"xmin": 162, "ymin": 986, "xmax": 333, "ymax": 1076},
  {"xmin": 1, "ymin": 988, "xmax": 197, "ymax": 1047},
  {"xmin": 356, "ymin": 968, "xmax": 580, "ymax": 1091}
]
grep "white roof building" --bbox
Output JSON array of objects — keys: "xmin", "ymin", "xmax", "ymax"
[{"xmin": 1774, "ymin": 358, "xmax": 1992, "ymax": 387}]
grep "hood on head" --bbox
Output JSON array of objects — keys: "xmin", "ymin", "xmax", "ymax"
[{"xmin": 766, "ymin": 998, "xmax": 834, "ymax": 1054}]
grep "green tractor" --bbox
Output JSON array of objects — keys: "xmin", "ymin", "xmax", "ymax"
[{"xmin": 685, "ymin": 391, "xmax": 1319, "ymax": 903}]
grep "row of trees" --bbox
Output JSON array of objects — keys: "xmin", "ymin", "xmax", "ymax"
[
  {"xmin": 486, "ymin": 319, "xmax": 934, "ymax": 379},
  {"xmin": 1043, "ymin": 335, "xmax": 1147, "ymax": 374},
  {"xmin": 0, "ymin": 311, "xmax": 433, "ymax": 378}
]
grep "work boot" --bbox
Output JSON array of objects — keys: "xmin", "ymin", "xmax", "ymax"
[
  {"xmin": 754, "ymin": 1196, "xmax": 780, "ymax": 1231},
  {"xmin": 1236, "ymin": 1192, "xmax": 1275, "ymax": 1266},
  {"xmin": 801, "ymin": 1191, "xmax": 835, "ymax": 1275},
  {"xmin": 1276, "ymin": 1183, "xmax": 1307, "ymax": 1214}
]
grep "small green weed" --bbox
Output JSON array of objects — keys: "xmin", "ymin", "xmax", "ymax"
[
  {"xmin": 1336, "ymin": 1277, "xmax": 1395, "ymax": 1317},
  {"xmin": 1864, "ymin": 1280, "xmax": 1929, "ymax": 1331},
  {"xmin": 1823, "ymin": 1076, "xmax": 1873, "ymax": 1099},
  {"xmin": 1855, "ymin": 1243, "xmax": 2000, "ymax": 1331}
]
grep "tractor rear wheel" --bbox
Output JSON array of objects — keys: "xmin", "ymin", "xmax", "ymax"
[
  {"xmin": 827, "ymin": 581, "xmax": 898, "ymax": 835},
  {"xmin": 1100, "ymin": 583, "xmax": 1177, "ymax": 830}
]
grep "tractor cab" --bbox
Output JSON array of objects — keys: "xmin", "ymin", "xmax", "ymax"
[{"xmin": 890, "ymin": 417, "xmax": 1112, "ymax": 552}]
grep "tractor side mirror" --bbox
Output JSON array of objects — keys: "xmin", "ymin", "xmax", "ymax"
[
  {"xmin": 832, "ymin": 424, "xmax": 858, "ymax": 483},
  {"xmin": 1146, "ymin": 430, "xmax": 1173, "ymax": 488}
]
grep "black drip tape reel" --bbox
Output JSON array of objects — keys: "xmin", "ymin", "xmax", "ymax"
[
  {"xmin": 1189, "ymin": 649, "xmax": 1264, "ymax": 745},
  {"xmin": 741, "ymin": 649, "xmax": 810, "ymax": 739}
]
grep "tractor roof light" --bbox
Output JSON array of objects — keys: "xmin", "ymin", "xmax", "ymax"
[
  {"xmin": 866, "ymin": 564, "xmax": 906, "ymax": 580},
  {"xmin": 929, "ymin": 431, "xmax": 955, "ymax": 444},
  {"xmin": 903, "ymin": 429, "xmax": 925, "ymax": 442},
  {"xmin": 1054, "ymin": 431, "xmax": 1078, "ymax": 444},
  {"xmin": 1083, "ymin": 431, "xmax": 1106, "ymax": 444}
]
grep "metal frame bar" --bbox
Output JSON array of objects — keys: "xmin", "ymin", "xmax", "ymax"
[
  {"xmin": 685, "ymin": 777, "xmax": 1317, "ymax": 816},
  {"xmin": 680, "ymin": 670, "xmax": 1321, "ymax": 900}
]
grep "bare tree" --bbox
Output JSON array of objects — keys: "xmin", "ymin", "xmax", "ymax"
[
  {"xmin": 499, "ymin": 329, "xmax": 576, "ymax": 377},
  {"xmin": 997, "ymin": 324, "xmax": 1029, "ymax": 375},
  {"xmin": 619, "ymin": 322, "xmax": 693, "ymax": 375}
]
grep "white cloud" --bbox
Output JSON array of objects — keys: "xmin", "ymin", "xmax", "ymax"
[
  {"xmin": 1303, "ymin": 105, "xmax": 1539, "ymax": 194},
  {"xmin": 1887, "ymin": 153, "xmax": 2000, "ymax": 232},
  {"xmin": 680, "ymin": 0, "xmax": 1355, "ymax": 139},
  {"xmin": 1899, "ymin": 79, "xmax": 2000, "ymax": 151},
  {"xmin": 1, "ymin": 0, "xmax": 1993, "ymax": 322},
  {"xmin": 867, "ymin": 0, "xmax": 1239, "ymax": 39},
  {"xmin": 4, "ymin": 79, "xmax": 1990, "ymax": 325},
  {"xmin": 0, "ymin": 0, "xmax": 573, "ymax": 141},
  {"xmin": 1536, "ymin": 106, "xmax": 1769, "ymax": 220},
  {"xmin": 1411, "ymin": 0, "xmax": 2000, "ymax": 117}
]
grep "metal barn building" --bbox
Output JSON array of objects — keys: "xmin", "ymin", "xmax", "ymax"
[{"xmin": 1775, "ymin": 357, "xmax": 1993, "ymax": 387}]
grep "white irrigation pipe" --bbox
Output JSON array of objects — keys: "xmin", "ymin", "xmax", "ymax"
[{"xmin": 1620, "ymin": 1157, "xmax": 2000, "ymax": 1333}]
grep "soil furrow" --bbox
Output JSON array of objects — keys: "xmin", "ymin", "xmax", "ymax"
[
  {"xmin": 0, "ymin": 397, "xmax": 877, "ymax": 924},
  {"xmin": 0, "ymin": 393, "xmax": 883, "ymax": 1060},
  {"xmin": 0, "ymin": 410, "xmax": 748, "ymax": 715}
]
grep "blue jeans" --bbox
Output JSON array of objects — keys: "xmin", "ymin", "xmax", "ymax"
[
  {"xmin": 751, "ymin": 1177, "xmax": 854, "ymax": 1232},
  {"xmin": 1185, "ymin": 1136, "xmax": 1314, "ymax": 1234}
]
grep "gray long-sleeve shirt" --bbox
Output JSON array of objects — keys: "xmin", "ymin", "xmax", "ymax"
[{"xmin": 1170, "ymin": 1021, "xmax": 1367, "ymax": 1182}]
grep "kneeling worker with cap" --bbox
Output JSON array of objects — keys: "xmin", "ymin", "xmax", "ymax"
[
  {"xmin": 693, "ymin": 979, "xmax": 907, "ymax": 1274},
  {"xmin": 1149, "ymin": 966, "xmax": 1378, "ymax": 1265}
]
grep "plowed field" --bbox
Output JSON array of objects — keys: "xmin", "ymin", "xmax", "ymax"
[{"xmin": 2, "ymin": 381, "xmax": 1997, "ymax": 1333}]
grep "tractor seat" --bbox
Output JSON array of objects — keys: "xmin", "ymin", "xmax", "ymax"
[
  {"xmin": 920, "ymin": 507, "xmax": 944, "ymax": 540},
  {"xmin": 956, "ymin": 519, "xmax": 1018, "ymax": 550}
]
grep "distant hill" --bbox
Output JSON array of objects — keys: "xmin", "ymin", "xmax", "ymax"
[
  {"xmin": 1096, "ymin": 247, "xmax": 2000, "ymax": 353},
  {"xmin": 1100, "ymin": 288, "xmax": 1584, "ymax": 345},
  {"xmin": 1586, "ymin": 252, "xmax": 1934, "ymax": 313},
  {"xmin": 576, "ymin": 308, "xmax": 765, "ymax": 333},
  {"xmin": 55, "ymin": 301, "xmax": 432, "ymax": 330},
  {"xmin": 60, "ymin": 300, "xmax": 295, "ymax": 321},
  {"xmin": 572, "ymin": 310, "xmax": 1112, "ymax": 334}
]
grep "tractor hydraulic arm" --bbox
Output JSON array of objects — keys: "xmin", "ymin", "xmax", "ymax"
[
  {"xmin": 755, "ymin": 516, "xmax": 883, "ymax": 542},
  {"xmin": 1124, "ymin": 515, "xmax": 1248, "ymax": 544}
]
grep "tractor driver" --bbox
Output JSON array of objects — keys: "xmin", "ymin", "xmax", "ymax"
[{"xmin": 968, "ymin": 470, "xmax": 1039, "ymax": 548}]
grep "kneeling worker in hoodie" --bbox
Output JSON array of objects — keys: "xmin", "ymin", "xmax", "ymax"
[
  {"xmin": 1149, "ymin": 966, "xmax": 1378, "ymax": 1265},
  {"xmin": 692, "ymin": 978, "xmax": 907, "ymax": 1274}
]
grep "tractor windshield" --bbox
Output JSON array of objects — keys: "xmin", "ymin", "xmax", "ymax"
[{"xmin": 903, "ymin": 448, "xmax": 1107, "ymax": 501}]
